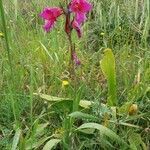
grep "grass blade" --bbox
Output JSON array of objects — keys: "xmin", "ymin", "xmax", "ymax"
[
  {"xmin": 11, "ymin": 128, "xmax": 21, "ymax": 150},
  {"xmin": 0, "ymin": 0, "xmax": 12, "ymax": 72}
]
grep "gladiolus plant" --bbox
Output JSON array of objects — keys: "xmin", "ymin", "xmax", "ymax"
[{"xmin": 40, "ymin": 0, "xmax": 92, "ymax": 67}]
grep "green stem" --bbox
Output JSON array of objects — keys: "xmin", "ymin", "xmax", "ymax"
[
  {"xmin": 0, "ymin": 0, "xmax": 17, "ymax": 125},
  {"xmin": 0, "ymin": 0, "xmax": 12, "ymax": 72}
]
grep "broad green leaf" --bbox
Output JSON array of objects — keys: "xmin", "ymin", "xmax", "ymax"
[
  {"xmin": 11, "ymin": 128, "xmax": 21, "ymax": 150},
  {"xmin": 26, "ymin": 136, "xmax": 52, "ymax": 150},
  {"xmin": 129, "ymin": 133, "xmax": 147, "ymax": 150},
  {"xmin": 77, "ymin": 123, "xmax": 128, "ymax": 147},
  {"xmin": 78, "ymin": 128, "xmax": 95, "ymax": 134},
  {"xmin": 100, "ymin": 48, "xmax": 117, "ymax": 106},
  {"xmin": 69, "ymin": 111, "xmax": 98, "ymax": 121},
  {"xmin": 35, "ymin": 93, "xmax": 93, "ymax": 109},
  {"xmin": 43, "ymin": 139, "xmax": 61, "ymax": 150}
]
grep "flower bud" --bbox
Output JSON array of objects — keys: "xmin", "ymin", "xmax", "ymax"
[{"xmin": 128, "ymin": 104, "xmax": 138, "ymax": 115}]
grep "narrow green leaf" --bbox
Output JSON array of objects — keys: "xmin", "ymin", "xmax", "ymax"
[
  {"xmin": 11, "ymin": 129, "xmax": 21, "ymax": 150},
  {"xmin": 118, "ymin": 122, "xmax": 142, "ymax": 129},
  {"xmin": 43, "ymin": 139, "xmax": 61, "ymax": 150},
  {"xmin": 14, "ymin": 0, "xmax": 18, "ymax": 20},
  {"xmin": 69, "ymin": 111, "xmax": 98, "ymax": 121},
  {"xmin": 0, "ymin": 0, "xmax": 12, "ymax": 72},
  {"xmin": 100, "ymin": 48, "xmax": 117, "ymax": 106}
]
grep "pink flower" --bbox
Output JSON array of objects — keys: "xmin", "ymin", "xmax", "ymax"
[
  {"xmin": 39, "ymin": 0, "xmax": 92, "ymax": 37},
  {"xmin": 40, "ymin": 7, "xmax": 63, "ymax": 32},
  {"xmin": 69, "ymin": 0, "xmax": 92, "ymax": 37}
]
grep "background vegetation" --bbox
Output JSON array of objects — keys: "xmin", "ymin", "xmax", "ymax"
[{"xmin": 0, "ymin": 0, "xmax": 149, "ymax": 149}]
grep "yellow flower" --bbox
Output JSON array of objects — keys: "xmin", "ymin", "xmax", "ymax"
[
  {"xmin": 0, "ymin": 32, "xmax": 4, "ymax": 37},
  {"xmin": 100, "ymin": 32, "xmax": 105, "ymax": 36},
  {"xmin": 62, "ymin": 80, "xmax": 69, "ymax": 87}
]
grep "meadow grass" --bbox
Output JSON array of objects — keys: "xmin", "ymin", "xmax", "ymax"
[{"xmin": 0, "ymin": 0, "xmax": 150, "ymax": 149}]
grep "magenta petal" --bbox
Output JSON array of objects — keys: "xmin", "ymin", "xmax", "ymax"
[
  {"xmin": 40, "ymin": 7, "xmax": 62, "ymax": 20},
  {"xmin": 40, "ymin": 7, "xmax": 63, "ymax": 32},
  {"xmin": 69, "ymin": 0, "xmax": 92, "ymax": 13},
  {"xmin": 76, "ymin": 12, "xmax": 87, "ymax": 25},
  {"xmin": 40, "ymin": 8, "xmax": 53, "ymax": 20},
  {"xmin": 43, "ymin": 20, "xmax": 55, "ymax": 32},
  {"xmin": 81, "ymin": 0, "xmax": 93, "ymax": 12},
  {"xmin": 50, "ymin": 7, "xmax": 63, "ymax": 18}
]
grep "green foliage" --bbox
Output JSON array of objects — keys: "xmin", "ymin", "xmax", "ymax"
[
  {"xmin": 129, "ymin": 132, "xmax": 147, "ymax": 150},
  {"xmin": 77, "ymin": 123, "xmax": 128, "ymax": 147},
  {"xmin": 0, "ymin": 0, "xmax": 149, "ymax": 149},
  {"xmin": 100, "ymin": 48, "xmax": 117, "ymax": 106},
  {"xmin": 69, "ymin": 111, "xmax": 98, "ymax": 121},
  {"xmin": 35, "ymin": 93, "xmax": 93, "ymax": 110},
  {"xmin": 43, "ymin": 139, "xmax": 61, "ymax": 150}
]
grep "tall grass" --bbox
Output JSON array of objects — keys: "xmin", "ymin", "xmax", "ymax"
[
  {"xmin": 0, "ymin": 0, "xmax": 18, "ymax": 126},
  {"xmin": 88, "ymin": 0, "xmax": 150, "ymax": 50},
  {"xmin": 0, "ymin": 0, "xmax": 12, "ymax": 72}
]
